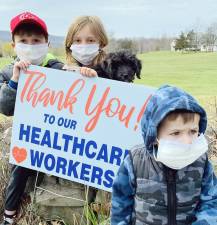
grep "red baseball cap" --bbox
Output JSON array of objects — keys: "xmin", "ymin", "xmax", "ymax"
[{"xmin": 10, "ymin": 11, "xmax": 48, "ymax": 34}]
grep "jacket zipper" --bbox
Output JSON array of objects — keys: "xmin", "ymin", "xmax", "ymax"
[{"xmin": 166, "ymin": 167, "xmax": 177, "ymax": 225}]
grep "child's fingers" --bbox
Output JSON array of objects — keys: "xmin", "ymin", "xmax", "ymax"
[
  {"xmin": 80, "ymin": 67, "xmax": 87, "ymax": 76},
  {"xmin": 18, "ymin": 61, "xmax": 31, "ymax": 71},
  {"xmin": 80, "ymin": 67, "xmax": 98, "ymax": 77},
  {"xmin": 87, "ymin": 69, "xmax": 98, "ymax": 77},
  {"xmin": 19, "ymin": 61, "xmax": 28, "ymax": 71},
  {"xmin": 23, "ymin": 61, "xmax": 31, "ymax": 70}
]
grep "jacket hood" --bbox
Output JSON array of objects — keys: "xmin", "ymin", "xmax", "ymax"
[{"xmin": 141, "ymin": 85, "xmax": 207, "ymax": 153}]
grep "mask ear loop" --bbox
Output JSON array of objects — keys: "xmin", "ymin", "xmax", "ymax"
[
  {"xmin": 152, "ymin": 140, "xmax": 159, "ymax": 160},
  {"xmin": 191, "ymin": 132, "xmax": 201, "ymax": 144}
]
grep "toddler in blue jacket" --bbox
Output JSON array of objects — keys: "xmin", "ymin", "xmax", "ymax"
[{"xmin": 111, "ymin": 85, "xmax": 217, "ymax": 225}]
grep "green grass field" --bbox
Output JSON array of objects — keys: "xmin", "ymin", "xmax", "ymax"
[
  {"xmin": 136, "ymin": 51, "xmax": 217, "ymax": 96},
  {"xmin": 134, "ymin": 51, "xmax": 217, "ymax": 111}
]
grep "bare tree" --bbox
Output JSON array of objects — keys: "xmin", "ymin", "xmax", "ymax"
[{"xmin": 201, "ymin": 23, "xmax": 217, "ymax": 51}]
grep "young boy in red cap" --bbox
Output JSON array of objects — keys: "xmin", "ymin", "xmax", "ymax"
[
  {"xmin": 0, "ymin": 12, "xmax": 64, "ymax": 225},
  {"xmin": 0, "ymin": 11, "xmax": 64, "ymax": 116}
]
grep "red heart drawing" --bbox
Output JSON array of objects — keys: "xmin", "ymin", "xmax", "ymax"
[{"xmin": 12, "ymin": 146, "xmax": 27, "ymax": 163}]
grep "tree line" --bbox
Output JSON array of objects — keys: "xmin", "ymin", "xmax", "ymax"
[{"xmin": 174, "ymin": 23, "xmax": 217, "ymax": 52}]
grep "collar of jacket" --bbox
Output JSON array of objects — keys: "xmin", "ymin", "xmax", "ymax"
[{"xmin": 41, "ymin": 53, "xmax": 56, "ymax": 67}]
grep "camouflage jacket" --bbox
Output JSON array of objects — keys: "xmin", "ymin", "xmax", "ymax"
[
  {"xmin": 111, "ymin": 146, "xmax": 217, "ymax": 225},
  {"xmin": 0, "ymin": 53, "xmax": 64, "ymax": 116},
  {"xmin": 111, "ymin": 85, "xmax": 217, "ymax": 225}
]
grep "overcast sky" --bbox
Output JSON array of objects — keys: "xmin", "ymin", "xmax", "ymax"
[{"xmin": 0, "ymin": 0, "xmax": 217, "ymax": 38}]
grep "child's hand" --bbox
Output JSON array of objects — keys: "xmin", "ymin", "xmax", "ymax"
[
  {"xmin": 80, "ymin": 67, "xmax": 98, "ymax": 77},
  {"xmin": 62, "ymin": 64, "xmax": 97, "ymax": 77},
  {"xmin": 12, "ymin": 60, "xmax": 31, "ymax": 82}
]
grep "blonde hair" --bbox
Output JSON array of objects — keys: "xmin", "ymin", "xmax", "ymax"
[{"xmin": 65, "ymin": 16, "xmax": 108, "ymax": 66}]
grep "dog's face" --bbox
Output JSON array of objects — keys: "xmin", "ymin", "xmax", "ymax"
[
  {"xmin": 95, "ymin": 50, "xmax": 142, "ymax": 83},
  {"xmin": 113, "ymin": 64, "xmax": 137, "ymax": 82}
]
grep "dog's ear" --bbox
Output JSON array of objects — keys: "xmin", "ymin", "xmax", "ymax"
[{"xmin": 135, "ymin": 58, "xmax": 142, "ymax": 79}]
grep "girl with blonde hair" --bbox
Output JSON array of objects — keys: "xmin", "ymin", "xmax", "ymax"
[{"xmin": 64, "ymin": 15, "xmax": 108, "ymax": 76}]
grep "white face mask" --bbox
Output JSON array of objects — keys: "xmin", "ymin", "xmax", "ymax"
[
  {"xmin": 154, "ymin": 134, "xmax": 208, "ymax": 170},
  {"xmin": 15, "ymin": 43, "xmax": 48, "ymax": 65},
  {"xmin": 70, "ymin": 43, "xmax": 99, "ymax": 66}
]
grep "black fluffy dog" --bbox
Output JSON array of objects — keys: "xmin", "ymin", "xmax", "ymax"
[{"xmin": 95, "ymin": 50, "xmax": 142, "ymax": 82}]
